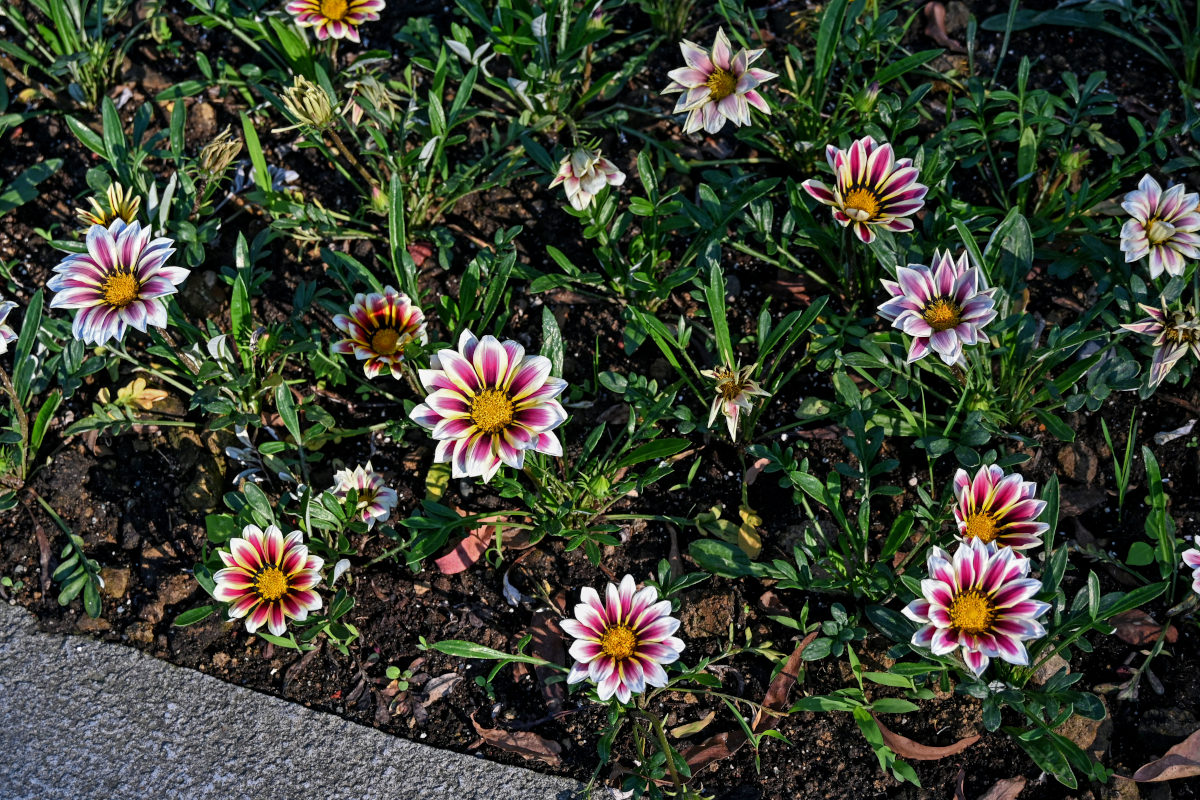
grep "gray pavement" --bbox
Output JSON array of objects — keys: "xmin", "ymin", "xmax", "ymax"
[{"xmin": 0, "ymin": 601, "xmax": 590, "ymax": 800}]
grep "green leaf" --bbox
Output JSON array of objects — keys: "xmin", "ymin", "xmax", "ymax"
[
  {"xmin": 275, "ymin": 383, "xmax": 302, "ymax": 445},
  {"xmin": 30, "ymin": 389, "xmax": 62, "ymax": 455},
  {"xmin": 240, "ymin": 112, "xmax": 271, "ymax": 198},
  {"xmin": 540, "ymin": 306, "xmax": 564, "ymax": 378},
  {"xmin": 705, "ymin": 260, "xmax": 734, "ymax": 367},
  {"xmin": 230, "ymin": 273, "xmax": 251, "ymax": 342},
  {"xmin": 688, "ymin": 539, "xmax": 759, "ymax": 578},
  {"xmin": 612, "ymin": 438, "xmax": 689, "ymax": 470},
  {"xmin": 861, "ymin": 672, "xmax": 915, "ymax": 689},
  {"xmin": 430, "ymin": 639, "xmax": 553, "ymax": 666},
  {"xmin": 0, "ymin": 158, "xmax": 63, "ymax": 217},
  {"xmin": 66, "ymin": 116, "xmax": 106, "ymax": 158},
  {"xmin": 870, "ymin": 697, "xmax": 920, "ymax": 714},
  {"xmin": 242, "ymin": 483, "xmax": 275, "ymax": 527},
  {"xmin": 388, "ymin": 173, "xmax": 419, "ymax": 300},
  {"xmin": 174, "ymin": 604, "xmax": 218, "ymax": 626}
]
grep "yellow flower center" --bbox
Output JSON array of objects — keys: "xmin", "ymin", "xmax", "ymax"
[
  {"xmin": 255, "ymin": 566, "xmax": 289, "ymax": 602},
  {"xmin": 921, "ymin": 297, "xmax": 963, "ymax": 332},
  {"xmin": 370, "ymin": 327, "xmax": 401, "ymax": 356},
  {"xmin": 470, "ymin": 388, "xmax": 515, "ymax": 435},
  {"xmin": 600, "ymin": 624, "xmax": 637, "ymax": 660},
  {"xmin": 963, "ymin": 511, "xmax": 999, "ymax": 544},
  {"xmin": 706, "ymin": 67, "xmax": 738, "ymax": 102},
  {"xmin": 102, "ymin": 272, "xmax": 141, "ymax": 309},
  {"xmin": 1163, "ymin": 315, "xmax": 1200, "ymax": 345},
  {"xmin": 1145, "ymin": 218, "xmax": 1175, "ymax": 245},
  {"xmin": 842, "ymin": 187, "xmax": 880, "ymax": 222},
  {"xmin": 319, "ymin": 0, "xmax": 349, "ymax": 20},
  {"xmin": 948, "ymin": 589, "xmax": 995, "ymax": 635}
]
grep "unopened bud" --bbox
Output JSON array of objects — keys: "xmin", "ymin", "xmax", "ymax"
[
  {"xmin": 198, "ymin": 125, "xmax": 243, "ymax": 179},
  {"xmin": 280, "ymin": 75, "xmax": 335, "ymax": 130},
  {"xmin": 77, "ymin": 183, "xmax": 141, "ymax": 228}
]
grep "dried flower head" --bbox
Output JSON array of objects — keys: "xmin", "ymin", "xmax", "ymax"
[
  {"xmin": 47, "ymin": 220, "xmax": 190, "ymax": 346},
  {"xmin": 877, "ymin": 250, "xmax": 997, "ymax": 365},
  {"xmin": 661, "ymin": 27, "xmax": 776, "ymax": 134},
  {"xmin": 286, "ymin": 0, "xmax": 384, "ymax": 42},
  {"xmin": 198, "ymin": 125, "xmax": 243, "ymax": 179},
  {"xmin": 903, "ymin": 539, "xmax": 1050, "ymax": 676},
  {"xmin": 1121, "ymin": 303, "xmax": 1200, "ymax": 387},
  {"xmin": 76, "ymin": 183, "xmax": 141, "ymax": 228},
  {"xmin": 700, "ymin": 362, "xmax": 768, "ymax": 441},
  {"xmin": 561, "ymin": 575, "xmax": 686, "ymax": 704},
  {"xmin": 409, "ymin": 330, "xmax": 567, "ymax": 483},
  {"xmin": 1120, "ymin": 174, "xmax": 1200, "ymax": 279},
  {"xmin": 548, "ymin": 146, "xmax": 625, "ymax": 211},
  {"xmin": 802, "ymin": 135, "xmax": 928, "ymax": 244},
  {"xmin": 213, "ymin": 524, "xmax": 323, "ymax": 637}
]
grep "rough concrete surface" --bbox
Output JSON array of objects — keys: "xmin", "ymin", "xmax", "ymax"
[{"xmin": 0, "ymin": 602, "xmax": 588, "ymax": 800}]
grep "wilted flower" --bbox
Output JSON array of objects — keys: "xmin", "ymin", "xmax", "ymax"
[
  {"xmin": 1121, "ymin": 303, "xmax": 1200, "ymax": 387},
  {"xmin": 561, "ymin": 574, "xmax": 685, "ymax": 704},
  {"xmin": 76, "ymin": 183, "xmax": 141, "ymax": 228},
  {"xmin": 700, "ymin": 362, "xmax": 768, "ymax": 441},
  {"xmin": 409, "ymin": 329, "xmax": 567, "ymax": 482},
  {"xmin": 286, "ymin": 0, "xmax": 383, "ymax": 42},
  {"xmin": 198, "ymin": 125, "xmax": 243, "ymax": 179},
  {"xmin": 330, "ymin": 461, "xmax": 398, "ymax": 529},
  {"xmin": 47, "ymin": 220, "xmax": 189, "ymax": 346},
  {"xmin": 952, "ymin": 465, "xmax": 1048, "ymax": 550},
  {"xmin": 331, "ymin": 286, "xmax": 427, "ymax": 380},
  {"xmin": 801, "ymin": 135, "xmax": 928, "ymax": 243},
  {"xmin": 213, "ymin": 524, "xmax": 323, "ymax": 637},
  {"xmin": 1120, "ymin": 174, "xmax": 1200, "ymax": 279},
  {"xmin": 903, "ymin": 539, "xmax": 1050, "ymax": 676},
  {"xmin": 279, "ymin": 75, "xmax": 335, "ymax": 130},
  {"xmin": 1183, "ymin": 537, "xmax": 1200, "ymax": 596},
  {"xmin": 0, "ymin": 298, "xmax": 17, "ymax": 354},
  {"xmin": 877, "ymin": 250, "xmax": 997, "ymax": 365},
  {"xmin": 548, "ymin": 147, "xmax": 625, "ymax": 211},
  {"xmin": 661, "ymin": 27, "xmax": 776, "ymax": 134}
]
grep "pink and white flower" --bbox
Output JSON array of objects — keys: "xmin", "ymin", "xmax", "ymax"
[
  {"xmin": 1121, "ymin": 303, "xmax": 1200, "ymax": 388},
  {"xmin": 1120, "ymin": 174, "xmax": 1200, "ymax": 279},
  {"xmin": 409, "ymin": 329, "xmax": 568, "ymax": 483},
  {"xmin": 0, "ymin": 298, "xmax": 17, "ymax": 354},
  {"xmin": 548, "ymin": 147, "xmax": 625, "ymax": 212},
  {"xmin": 47, "ymin": 220, "xmax": 189, "ymax": 346},
  {"xmin": 700, "ymin": 362, "xmax": 768, "ymax": 441},
  {"xmin": 213, "ymin": 524, "xmax": 324, "ymax": 637},
  {"xmin": 1182, "ymin": 536, "xmax": 1200, "ymax": 596},
  {"xmin": 801, "ymin": 136, "xmax": 928, "ymax": 244},
  {"xmin": 661, "ymin": 27, "xmax": 776, "ymax": 135},
  {"xmin": 877, "ymin": 250, "xmax": 997, "ymax": 365},
  {"xmin": 331, "ymin": 461, "xmax": 398, "ymax": 529},
  {"xmin": 285, "ymin": 0, "xmax": 384, "ymax": 42},
  {"xmin": 331, "ymin": 286, "xmax": 427, "ymax": 380},
  {"xmin": 903, "ymin": 539, "xmax": 1050, "ymax": 676},
  {"xmin": 952, "ymin": 465, "xmax": 1048, "ymax": 550},
  {"xmin": 561, "ymin": 574, "xmax": 686, "ymax": 704}
]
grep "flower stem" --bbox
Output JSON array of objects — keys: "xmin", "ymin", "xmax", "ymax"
[
  {"xmin": 0, "ymin": 364, "xmax": 29, "ymax": 481},
  {"xmin": 636, "ymin": 708, "xmax": 685, "ymax": 795}
]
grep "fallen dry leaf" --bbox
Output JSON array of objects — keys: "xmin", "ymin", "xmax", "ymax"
[
  {"xmin": 923, "ymin": 2, "xmax": 965, "ymax": 51},
  {"xmin": 1111, "ymin": 609, "xmax": 1178, "ymax": 646},
  {"xmin": 530, "ymin": 601, "xmax": 567, "ymax": 714},
  {"xmin": 1133, "ymin": 728, "xmax": 1200, "ymax": 782},
  {"xmin": 978, "ymin": 776, "xmax": 1026, "ymax": 800},
  {"xmin": 418, "ymin": 673, "xmax": 462, "ymax": 707},
  {"xmin": 435, "ymin": 514, "xmax": 505, "ymax": 574},
  {"xmin": 744, "ymin": 457, "xmax": 771, "ymax": 486},
  {"xmin": 470, "ymin": 711, "xmax": 563, "ymax": 766},
  {"xmin": 872, "ymin": 714, "xmax": 979, "ymax": 760}
]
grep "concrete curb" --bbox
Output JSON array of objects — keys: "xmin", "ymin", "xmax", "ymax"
[{"xmin": 0, "ymin": 602, "xmax": 589, "ymax": 800}]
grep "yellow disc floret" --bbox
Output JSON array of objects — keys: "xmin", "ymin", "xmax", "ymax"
[
  {"xmin": 921, "ymin": 298, "xmax": 963, "ymax": 332},
  {"xmin": 599, "ymin": 624, "xmax": 637, "ymax": 660},
  {"xmin": 102, "ymin": 272, "xmax": 141, "ymax": 309},
  {"xmin": 319, "ymin": 0, "xmax": 349, "ymax": 20},
  {"xmin": 370, "ymin": 327, "xmax": 401, "ymax": 355},
  {"xmin": 842, "ymin": 187, "xmax": 880, "ymax": 222},
  {"xmin": 705, "ymin": 67, "xmax": 737, "ymax": 102},
  {"xmin": 470, "ymin": 388, "xmax": 515, "ymax": 435},
  {"xmin": 963, "ymin": 511, "xmax": 1000, "ymax": 544},
  {"xmin": 948, "ymin": 589, "xmax": 995, "ymax": 635},
  {"xmin": 254, "ymin": 566, "xmax": 289, "ymax": 602}
]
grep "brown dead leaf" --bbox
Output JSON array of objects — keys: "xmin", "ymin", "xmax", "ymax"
[
  {"xmin": 470, "ymin": 711, "xmax": 563, "ymax": 766},
  {"xmin": 418, "ymin": 673, "xmax": 461, "ymax": 708},
  {"xmin": 744, "ymin": 457, "xmax": 771, "ymax": 486},
  {"xmin": 1133, "ymin": 728, "xmax": 1200, "ymax": 782},
  {"xmin": 978, "ymin": 776, "xmax": 1027, "ymax": 800},
  {"xmin": 1111, "ymin": 609, "xmax": 1178, "ymax": 646},
  {"xmin": 872, "ymin": 714, "xmax": 979, "ymax": 760},
  {"xmin": 530, "ymin": 598, "xmax": 567, "ymax": 714},
  {"xmin": 435, "ymin": 514, "xmax": 504, "ymax": 574},
  {"xmin": 923, "ymin": 2, "xmax": 964, "ymax": 51}
]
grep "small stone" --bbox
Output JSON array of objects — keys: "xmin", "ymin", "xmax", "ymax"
[
  {"xmin": 76, "ymin": 616, "xmax": 111, "ymax": 633},
  {"xmin": 1057, "ymin": 442, "xmax": 1099, "ymax": 484},
  {"xmin": 1101, "ymin": 776, "xmax": 1140, "ymax": 800},
  {"xmin": 1056, "ymin": 696, "xmax": 1111, "ymax": 760},
  {"xmin": 139, "ymin": 601, "xmax": 164, "ymax": 624},
  {"xmin": 126, "ymin": 621, "xmax": 154, "ymax": 645},
  {"xmin": 99, "ymin": 567, "xmax": 131, "ymax": 600},
  {"xmin": 159, "ymin": 574, "xmax": 197, "ymax": 606},
  {"xmin": 212, "ymin": 652, "xmax": 231, "ymax": 669},
  {"xmin": 1032, "ymin": 653, "xmax": 1070, "ymax": 686}
]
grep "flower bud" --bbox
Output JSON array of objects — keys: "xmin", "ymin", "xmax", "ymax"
[
  {"xmin": 198, "ymin": 125, "xmax": 243, "ymax": 179},
  {"xmin": 280, "ymin": 75, "xmax": 335, "ymax": 130}
]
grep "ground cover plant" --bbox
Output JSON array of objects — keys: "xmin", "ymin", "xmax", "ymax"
[{"xmin": 3, "ymin": 0, "xmax": 1200, "ymax": 797}]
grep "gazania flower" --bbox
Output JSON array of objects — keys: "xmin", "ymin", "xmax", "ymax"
[
  {"xmin": 0, "ymin": 298, "xmax": 17, "ymax": 354},
  {"xmin": 877, "ymin": 250, "xmax": 997, "ymax": 365},
  {"xmin": 1122, "ymin": 303, "xmax": 1200, "ymax": 387},
  {"xmin": 213, "ymin": 524, "xmax": 324, "ymax": 637},
  {"xmin": 903, "ymin": 539, "xmax": 1050, "ymax": 676},
  {"xmin": 548, "ymin": 147, "xmax": 625, "ymax": 212},
  {"xmin": 952, "ymin": 465, "xmax": 1048, "ymax": 550},
  {"xmin": 1182, "ymin": 536, "xmax": 1200, "ymax": 596},
  {"xmin": 330, "ymin": 461, "xmax": 398, "ymax": 529},
  {"xmin": 661, "ymin": 27, "xmax": 776, "ymax": 135},
  {"xmin": 802, "ymin": 136, "xmax": 928, "ymax": 243},
  {"xmin": 331, "ymin": 286, "xmax": 427, "ymax": 380},
  {"xmin": 409, "ymin": 330, "xmax": 567, "ymax": 482},
  {"xmin": 47, "ymin": 220, "xmax": 189, "ymax": 346},
  {"xmin": 1120, "ymin": 174, "xmax": 1200, "ymax": 279},
  {"xmin": 700, "ymin": 362, "xmax": 768, "ymax": 441},
  {"xmin": 561, "ymin": 574, "xmax": 686, "ymax": 704},
  {"xmin": 76, "ymin": 183, "xmax": 140, "ymax": 228},
  {"xmin": 286, "ymin": 0, "xmax": 383, "ymax": 42}
]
